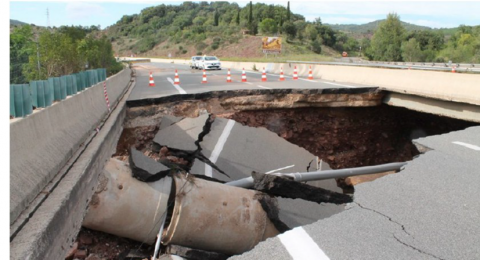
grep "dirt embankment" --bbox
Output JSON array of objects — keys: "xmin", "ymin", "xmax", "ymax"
[{"xmin": 227, "ymin": 105, "xmax": 476, "ymax": 169}]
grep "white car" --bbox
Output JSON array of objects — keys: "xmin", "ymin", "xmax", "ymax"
[
  {"xmin": 190, "ymin": 56, "xmax": 202, "ymax": 69},
  {"xmin": 196, "ymin": 56, "xmax": 221, "ymax": 70}
]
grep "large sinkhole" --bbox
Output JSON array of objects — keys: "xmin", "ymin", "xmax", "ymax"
[{"xmin": 78, "ymin": 89, "xmax": 478, "ymax": 259}]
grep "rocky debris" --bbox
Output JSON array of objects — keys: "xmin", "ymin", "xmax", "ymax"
[
  {"xmin": 65, "ymin": 242, "xmax": 78, "ymax": 260},
  {"xmin": 128, "ymin": 147, "xmax": 171, "ymax": 182},
  {"xmin": 165, "ymin": 244, "xmax": 229, "ymax": 260},
  {"xmin": 251, "ymin": 172, "xmax": 352, "ymax": 205},
  {"xmin": 74, "ymin": 249, "xmax": 88, "ymax": 259},
  {"xmin": 85, "ymin": 254, "xmax": 101, "ymax": 260},
  {"xmin": 74, "ymin": 228, "xmax": 150, "ymax": 260},
  {"xmin": 118, "ymin": 249, "xmax": 150, "ymax": 260}
]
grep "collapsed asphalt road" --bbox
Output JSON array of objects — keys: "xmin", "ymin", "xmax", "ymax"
[{"xmin": 81, "ymin": 113, "xmax": 355, "ymax": 259}]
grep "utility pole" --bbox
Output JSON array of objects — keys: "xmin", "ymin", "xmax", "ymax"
[{"xmin": 46, "ymin": 8, "xmax": 50, "ymax": 28}]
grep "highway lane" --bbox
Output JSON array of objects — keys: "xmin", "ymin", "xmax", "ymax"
[{"xmin": 128, "ymin": 62, "xmax": 374, "ymax": 101}]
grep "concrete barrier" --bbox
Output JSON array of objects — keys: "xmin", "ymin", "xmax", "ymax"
[
  {"xmin": 130, "ymin": 58, "xmax": 479, "ymax": 107},
  {"xmin": 10, "ymin": 67, "xmax": 131, "ymax": 225}
]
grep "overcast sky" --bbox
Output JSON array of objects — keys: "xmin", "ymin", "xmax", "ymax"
[{"xmin": 9, "ymin": 0, "xmax": 480, "ymax": 29}]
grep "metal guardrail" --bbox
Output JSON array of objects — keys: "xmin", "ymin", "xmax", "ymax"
[
  {"xmin": 287, "ymin": 60, "xmax": 480, "ymax": 73},
  {"xmin": 10, "ymin": 68, "xmax": 107, "ymax": 118}
]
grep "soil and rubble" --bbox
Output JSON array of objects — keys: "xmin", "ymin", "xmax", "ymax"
[{"xmin": 72, "ymin": 88, "xmax": 477, "ymax": 259}]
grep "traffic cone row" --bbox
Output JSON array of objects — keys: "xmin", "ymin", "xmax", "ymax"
[{"xmin": 153, "ymin": 67, "xmax": 319, "ymax": 87}]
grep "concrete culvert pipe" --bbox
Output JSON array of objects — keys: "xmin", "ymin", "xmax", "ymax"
[
  {"xmin": 162, "ymin": 174, "xmax": 279, "ymax": 255},
  {"xmin": 83, "ymin": 158, "xmax": 172, "ymax": 244}
]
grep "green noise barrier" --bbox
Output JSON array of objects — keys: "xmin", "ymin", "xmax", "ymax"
[
  {"xmin": 13, "ymin": 84, "xmax": 24, "ymax": 118},
  {"xmin": 29, "ymin": 81, "xmax": 38, "ymax": 108},
  {"xmin": 60, "ymin": 76, "xmax": 67, "ymax": 100},
  {"xmin": 22, "ymin": 84, "xmax": 33, "ymax": 116},
  {"xmin": 71, "ymin": 75, "xmax": 78, "ymax": 94},
  {"xmin": 10, "ymin": 85, "xmax": 15, "ymax": 118},
  {"xmin": 36, "ymin": 81, "xmax": 45, "ymax": 108}
]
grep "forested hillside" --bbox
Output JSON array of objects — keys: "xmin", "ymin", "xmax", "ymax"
[{"xmin": 105, "ymin": 1, "xmax": 351, "ymax": 59}]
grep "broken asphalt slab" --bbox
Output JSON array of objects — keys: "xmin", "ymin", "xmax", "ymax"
[
  {"xmin": 128, "ymin": 147, "xmax": 171, "ymax": 182},
  {"xmin": 153, "ymin": 113, "xmax": 210, "ymax": 152},
  {"xmin": 159, "ymin": 115, "xmax": 184, "ymax": 131},
  {"xmin": 189, "ymin": 117, "xmax": 320, "ymax": 182}
]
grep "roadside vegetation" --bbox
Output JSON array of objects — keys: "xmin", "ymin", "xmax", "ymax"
[
  {"xmin": 10, "ymin": 24, "xmax": 123, "ymax": 84},
  {"xmin": 10, "ymin": 2, "xmax": 480, "ymax": 83},
  {"xmin": 106, "ymin": 2, "xmax": 480, "ymax": 64}
]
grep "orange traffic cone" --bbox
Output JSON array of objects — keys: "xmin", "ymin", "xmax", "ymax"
[
  {"xmin": 174, "ymin": 69, "xmax": 180, "ymax": 85},
  {"xmin": 149, "ymin": 72, "xmax": 155, "ymax": 87},
  {"xmin": 227, "ymin": 69, "xmax": 232, "ymax": 83},
  {"xmin": 452, "ymin": 66, "xmax": 456, "ymax": 73},
  {"xmin": 261, "ymin": 68, "xmax": 267, "ymax": 82},
  {"xmin": 241, "ymin": 68, "xmax": 247, "ymax": 82},
  {"xmin": 202, "ymin": 70, "xmax": 207, "ymax": 83},
  {"xmin": 308, "ymin": 66, "xmax": 314, "ymax": 80},
  {"xmin": 293, "ymin": 66, "xmax": 298, "ymax": 80},
  {"xmin": 279, "ymin": 67, "xmax": 285, "ymax": 81}
]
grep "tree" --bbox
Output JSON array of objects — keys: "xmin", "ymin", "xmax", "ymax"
[
  {"xmin": 305, "ymin": 24, "xmax": 318, "ymax": 42},
  {"xmin": 10, "ymin": 25, "xmax": 34, "ymax": 83},
  {"xmin": 214, "ymin": 8, "xmax": 220, "ymax": 26},
  {"xmin": 236, "ymin": 9, "xmax": 240, "ymax": 25},
  {"xmin": 370, "ymin": 13, "xmax": 406, "ymax": 61},
  {"xmin": 401, "ymin": 38, "xmax": 422, "ymax": 62},
  {"xmin": 282, "ymin": 21, "xmax": 296, "ymax": 41},
  {"xmin": 259, "ymin": 18, "xmax": 278, "ymax": 35},
  {"xmin": 286, "ymin": 1, "xmax": 290, "ymax": 21}
]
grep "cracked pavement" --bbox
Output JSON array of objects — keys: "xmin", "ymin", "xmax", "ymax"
[
  {"xmin": 152, "ymin": 113, "xmax": 347, "ymax": 230},
  {"xmin": 231, "ymin": 126, "xmax": 480, "ymax": 260}
]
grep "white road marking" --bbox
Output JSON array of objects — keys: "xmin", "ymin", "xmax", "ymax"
[
  {"xmin": 452, "ymin": 141, "xmax": 480, "ymax": 151},
  {"xmin": 265, "ymin": 165, "xmax": 295, "ymax": 174},
  {"xmin": 279, "ymin": 227, "xmax": 330, "ymax": 260},
  {"xmin": 167, "ymin": 77, "xmax": 187, "ymax": 94},
  {"xmin": 205, "ymin": 120, "xmax": 236, "ymax": 177},
  {"xmin": 257, "ymin": 85, "xmax": 272, "ymax": 89}
]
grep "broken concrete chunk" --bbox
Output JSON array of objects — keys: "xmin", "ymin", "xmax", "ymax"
[
  {"xmin": 153, "ymin": 114, "xmax": 210, "ymax": 152},
  {"xmin": 159, "ymin": 115, "xmax": 184, "ymax": 131},
  {"xmin": 128, "ymin": 147, "xmax": 171, "ymax": 182},
  {"xmin": 251, "ymin": 172, "xmax": 352, "ymax": 205}
]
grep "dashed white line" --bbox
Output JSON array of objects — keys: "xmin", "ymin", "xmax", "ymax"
[
  {"xmin": 167, "ymin": 77, "xmax": 187, "ymax": 94},
  {"xmin": 452, "ymin": 141, "xmax": 480, "ymax": 151},
  {"xmin": 279, "ymin": 227, "xmax": 330, "ymax": 260},
  {"xmin": 205, "ymin": 120, "xmax": 236, "ymax": 177}
]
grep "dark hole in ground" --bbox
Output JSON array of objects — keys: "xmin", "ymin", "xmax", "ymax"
[{"xmin": 82, "ymin": 100, "xmax": 477, "ymax": 259}]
